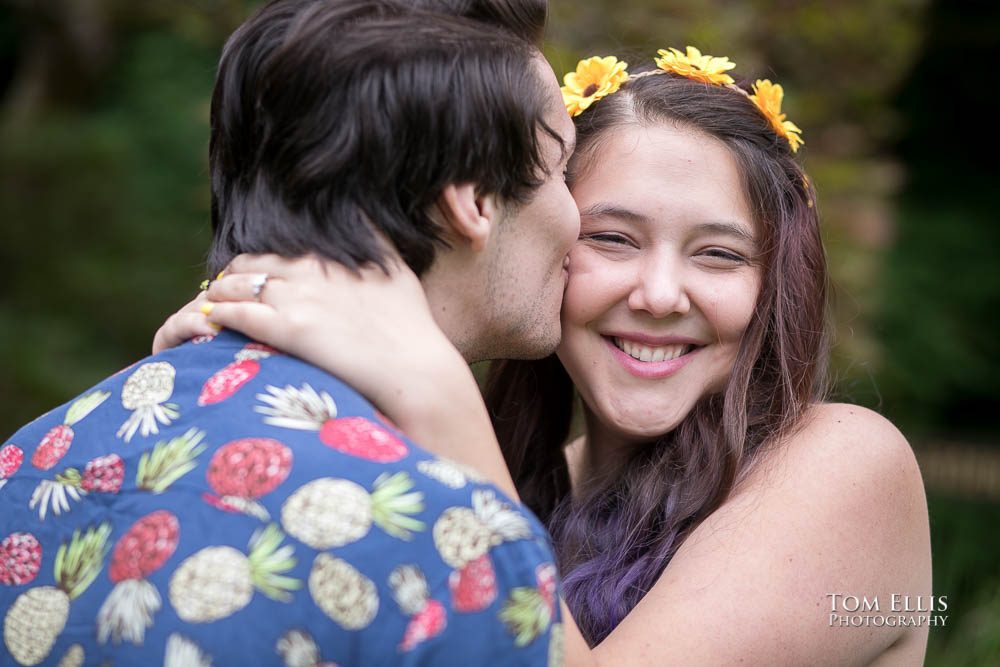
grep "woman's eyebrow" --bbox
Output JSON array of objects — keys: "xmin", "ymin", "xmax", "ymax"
[
  {"xmin": 692, "ymin": 221, "xmax": 757, "ymax": 244},
  {"xmin": 578, "ymin": 203, "xmax": 649, "ymax": 223}
]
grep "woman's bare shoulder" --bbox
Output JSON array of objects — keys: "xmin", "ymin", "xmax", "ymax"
[
  {"xmin": 736, "ymin": 402, "xmax": 928, "ymax": 553},
  {"xmin": 596, "ymin": 404, "xmax": 932, "ymax": 666},
  {"xmin": 794, "ymin": 402, "xmax": 910, "ymax": 449},
  {"xmin": 763, "ymin": 403, "xmax": 922, "ymax": 501}
]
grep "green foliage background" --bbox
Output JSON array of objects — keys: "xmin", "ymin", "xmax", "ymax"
[{"xmin": 1, "ymin": 1, "xmax": 996, "ymax": 662}]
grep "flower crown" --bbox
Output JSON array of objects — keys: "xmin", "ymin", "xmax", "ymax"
[{"xmin": 560, "ymin": 46, "xmax": 804, "ymax": 153}]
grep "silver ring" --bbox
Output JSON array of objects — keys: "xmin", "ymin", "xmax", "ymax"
[{"xmin": 249, "ymin": 273, "xmax": 269, "ymax": 301}]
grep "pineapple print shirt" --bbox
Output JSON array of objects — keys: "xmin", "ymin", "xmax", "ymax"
[{"xmin": 0, "ymin": 331, "xmax": 564, "ymax": 666}]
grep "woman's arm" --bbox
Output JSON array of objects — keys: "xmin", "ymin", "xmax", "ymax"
[
  {"xmin": 591, "ymin": 403, "xmax": 931, "ymax": 666},
  {"xmin": 153, "ymin": 254, "xmax": 519, "ymax": 498}
]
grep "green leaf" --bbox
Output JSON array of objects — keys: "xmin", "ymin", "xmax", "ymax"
[{"xmin": 65, "ymin": 390, "xmax": 111, "ymax": 426}]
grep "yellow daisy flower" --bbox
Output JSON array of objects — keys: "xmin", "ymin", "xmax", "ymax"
[
  {"xmin": 653, "ymin": 46, "xmax": 736, "ymax": 86},
  {"xmin": 749, "ymin": 79, "xmax": 804, "ymax": 153},
  {"xmin": 561, "ymin": 56, "xmax": 630, "ymax": 117}
]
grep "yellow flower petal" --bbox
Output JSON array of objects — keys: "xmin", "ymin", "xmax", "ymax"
[
  {"xmin": 653, "ymin": 45, "xmax": 735, "ymax": 86},
  {"xmin": 560, "ymin": 55, "xmax": 630, "ymax": 117},
  {"xmin": 749, "ymin": 79, "xmax": 804, "ymax": 153}
]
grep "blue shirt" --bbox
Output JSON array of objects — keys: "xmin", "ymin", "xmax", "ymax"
[{"xmin": 0, "ymin": 331, "xmax": 562, "ymax": 666}]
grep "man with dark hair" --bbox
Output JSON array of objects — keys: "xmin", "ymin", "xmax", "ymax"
[
  {"xmin": 0, "ymin": 1, "xmax": 576, "ymax": 665},
  {"xmin": 208, "ymin": 0, "xmax": 576, "ymax": 361}
]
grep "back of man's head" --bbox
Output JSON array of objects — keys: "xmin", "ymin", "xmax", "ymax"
[
  {"xmin": 208, "ymin": 0, "xmax": 561, "ymax": 276},
  {"xmin": 409, "ymin": 0, "xmax": 547, "ymax": 45}
]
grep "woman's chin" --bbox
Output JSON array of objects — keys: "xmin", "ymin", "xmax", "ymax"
[{"xmin": 597, "ymin": 408, "xmax": 687, "ymax": 443}]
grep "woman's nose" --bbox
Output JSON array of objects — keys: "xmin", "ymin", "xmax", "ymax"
[{"xmin": 625, "ymin": 253, "xmax": 691, "ymax": 318}]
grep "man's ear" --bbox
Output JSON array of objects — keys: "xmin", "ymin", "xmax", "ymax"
[{"xmin": 437, "ymin": 183, "xmax": 501, "ymax": 253}]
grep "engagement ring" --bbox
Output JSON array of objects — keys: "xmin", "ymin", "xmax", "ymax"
[{"xmin": 250, "ymin": 273, "xmax": 269, "ymax": 301}]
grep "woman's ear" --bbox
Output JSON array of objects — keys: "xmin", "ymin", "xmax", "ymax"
[{"xmin": 437, "ymin": 184, "xmax": 501, "ymax": 253}]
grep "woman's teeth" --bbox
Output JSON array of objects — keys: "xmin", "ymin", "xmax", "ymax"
[{"xmin": 613, "ymin": 337, "xmax": 691, "ymax": 362}]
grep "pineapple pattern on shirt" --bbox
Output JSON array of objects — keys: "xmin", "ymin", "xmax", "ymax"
[{"xmin": 0, "ymin": 331, "xmax": 562, "ymax": 666}]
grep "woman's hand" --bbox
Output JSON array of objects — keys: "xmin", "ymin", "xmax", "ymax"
[
  {"xmin": 153, "ymin": 253, "xmax": 517, "ymax": 497},
  {"xmin": 200, "ymin": 253, "xmax": 441, "ymax": 388},
  {"xmin": 152, "ymin": 290, "xmax": 217, "ymax": 355}
]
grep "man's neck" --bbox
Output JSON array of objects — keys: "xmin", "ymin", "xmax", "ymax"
[{"xmin": 420, "ymin": 260, "xmax": 485, "ymax": 365}]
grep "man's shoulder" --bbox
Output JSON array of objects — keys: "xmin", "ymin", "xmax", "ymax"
[
  {"xmin": 2, "ymin": 330, "xmax": 365, "ymax": 452},
  {"xmin": 1, "ymin": 333, "xmax": 562, "ymax": 665}
]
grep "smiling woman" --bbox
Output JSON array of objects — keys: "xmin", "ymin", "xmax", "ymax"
[
  {"xmin": 153, "ymin": 48, "xmax": 931, "ymax": 666},
  {"xmin": 484, "ymin": 57, "xmax": 930, "ymax": 665}
]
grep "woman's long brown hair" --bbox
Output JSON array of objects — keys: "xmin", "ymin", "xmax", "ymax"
[{"xmin": 485, "ymin": 69, "xmax": 830, "ymax": 645}]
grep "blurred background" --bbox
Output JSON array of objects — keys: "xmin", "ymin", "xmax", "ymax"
[{"xmin": 0, "ymin": 0, "xmax": 997, "ymax": 662}]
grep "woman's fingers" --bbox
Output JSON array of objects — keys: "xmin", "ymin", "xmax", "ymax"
[
  {"xmin": 206, "ymin": 272, "xmax": 284, "ymax": 304},
  {"xmin": 152, "ymin": 294, "xmax": 216, "ymax": 354},
  {"xmin": 151, "ymin": 251, "xmax": 423, "ymax": 358},
  {"xmin": 201, "ymin": 301, "xmax": 282, "ymax": 345}
]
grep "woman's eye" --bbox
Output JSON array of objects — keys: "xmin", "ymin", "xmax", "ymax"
[
  {"xmin": 701, "ymin": 248, "xmax": 747, "ymax": 263},
  {"xmin": 583, "ymin": 233, "xmax": 631, "ymax": 245}
]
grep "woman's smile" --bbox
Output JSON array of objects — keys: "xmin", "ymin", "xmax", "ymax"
[{"xmin": 602, "ymin": 335, "xmax": 702, "ymax": 379}]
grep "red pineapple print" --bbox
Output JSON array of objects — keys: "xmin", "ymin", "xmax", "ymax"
[
  {"xmin": 320, "ymin": 418, "xmax": 408, "ymax": 463},
  {"xmin": 31, "ymin": 391, "xmax": 111, "ymax": 470},
  {"xmin": 401, "ymin": 599, "xmax": 446, "ymax": 652},
  {"xmin": 97, "ymin": 510, "xmax": 180, "ymax": 645},
  {"xmin": 0, "ymin": 444, "xmax": 24, "ymax": 491},
  {"xmin": 198, "ymin": 344, "xmax": 277, "ymax": 406},
  {"xmin": 256, "ymin": 384, "xmax": 408, "ymax": 462},
  {"xmin": 389, "ymin": 565, "xmax": 447, "ymax": 651},
  {"xmin": 203, "ymin": 438, "xmax": 292, "ymax": 521},
  {"xmin": 31, "ymin": 426, "xmax": 71, "ymax": 470},
  {"xmin": 198, "ymin": 360, "xmax": 256, "ymax": 406},
  {"xmin": 449, "ymin": 553, "xmax": 498, "ymax": 612},
  {"xmin": 0, "ymin": 532, "xmax": 42, "ymax": 586},
  {"xmin": 80, "ymin": 454, "xmax": 125, "ymax": 493}
]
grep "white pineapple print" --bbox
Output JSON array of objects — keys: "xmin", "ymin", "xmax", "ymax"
[
  {"xmin": 416, "ymin": 458, "xmax": 486, "ymax": 489},
  {"xmin": 276, "ymin": 629, "xmax": 336, "ymax": 667},
  {"xmin": 168, "ymin": 524, "xmax": 300, "ymax": 623},
  {"xmin": 165, "ymin": 634, "xmax": 213, "ymax": 667},
  {"xmin": 56, "ymin": 644, "xmax": 84, "ymax": 667},
  {"xmin": 281, "ymin": 472, "xmax": 424, "ymax": 549},
  {"xmin": 256, "ymin": 384, "xmax": 337, "ymax": 430},
  {"xmin": 308, "ymin": 554, "xmax": 378, "ymax": 630},
  {"xmin": 433, "ymin": 489, "xmax": 532, "ymax": 569},
  {"xmin": 117, "ymin": 362, "xmax": 180, "ymax": 442},
  {"xmin": 3, "ymin": 524, "xmax": 111, "ymax": 666},
  {"xmin": 28, "ymin": 477, "xmax": 83, "ymax": 520}
]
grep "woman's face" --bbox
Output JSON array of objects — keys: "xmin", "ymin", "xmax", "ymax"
[{"xmin": 557, "ymin": 122, "xmax": 762, "ymax": 442}]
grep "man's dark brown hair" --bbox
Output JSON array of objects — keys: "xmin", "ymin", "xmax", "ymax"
[{"xmin": 208, "ymin": 0, "xmax": 560, "ymax": 276}]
